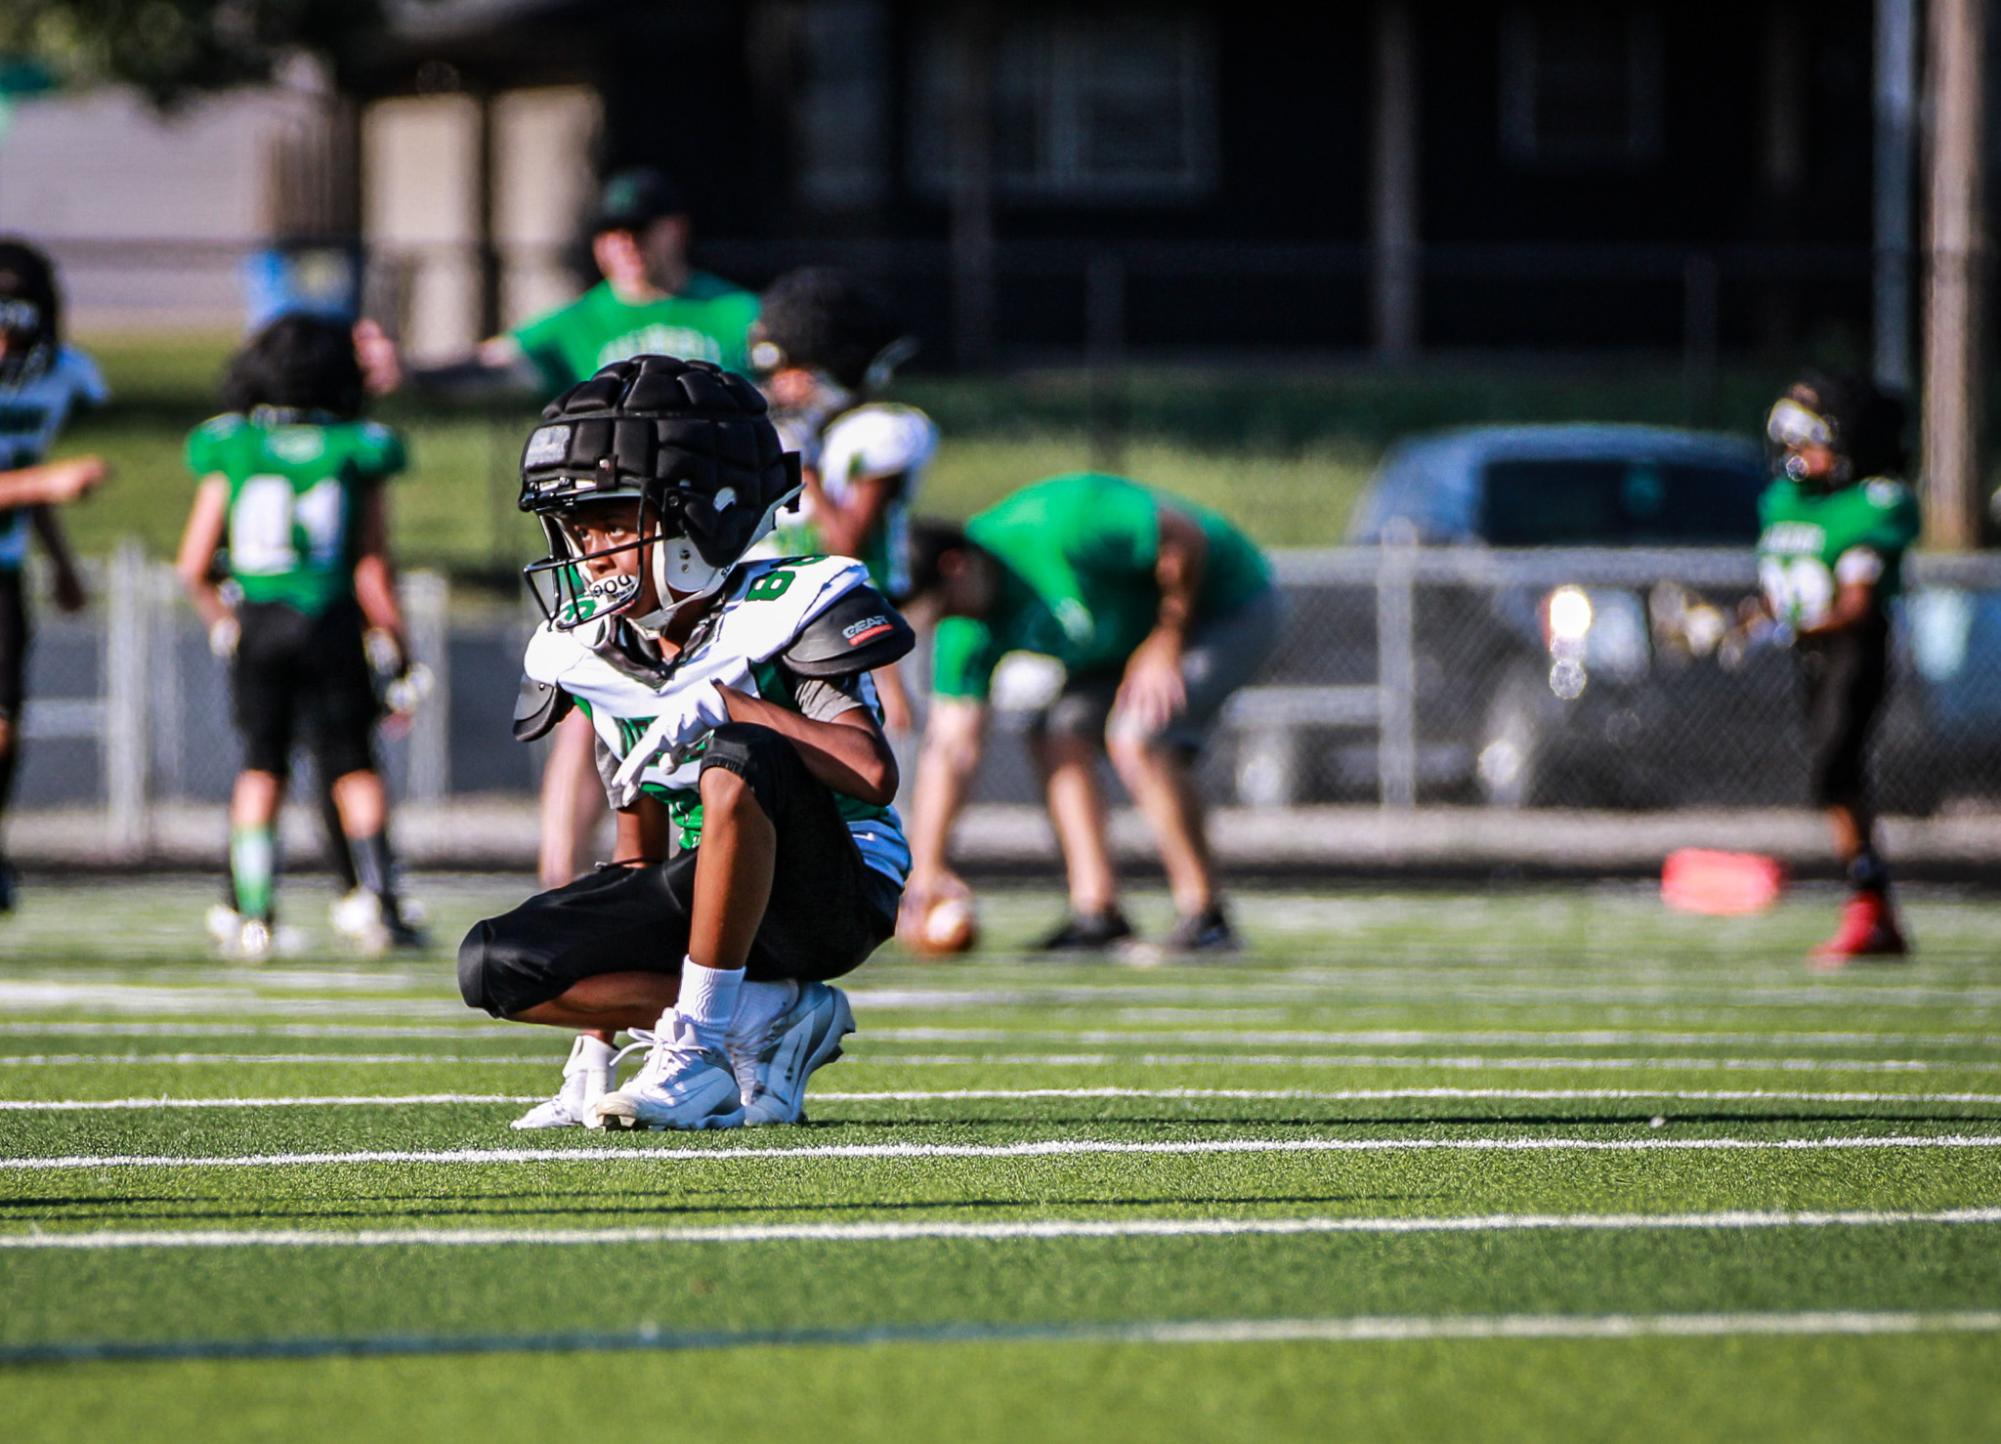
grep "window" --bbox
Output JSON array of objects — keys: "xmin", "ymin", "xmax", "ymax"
[
  {"xmin": 1480, "ymin": 459, "xmax": 1762, "ymax": 546},
  {"xmin": 793, "ymin": 1, "xmax": 892, "ymax": 207},
  {"xmin": 1499, "ymin": 5, "xmax": 1663, "ymax": 165},
  {"xmin": 909, "ymin": 11, "xmax": 1218, "ymax": 200}
]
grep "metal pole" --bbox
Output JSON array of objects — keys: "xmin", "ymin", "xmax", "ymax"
[
  {"xmin": 1371, "ymin": 0, "xmax": 1420, "ymax": 360},
  {"xmin": 1922, "ymin": 0, "xmax": 1987, "ymax": 548},
  {"xmin": 404, "ymin": 571, "xmax": 451, "ymax": 804},
  {"xmin": 102, "ymin": 541, "xmax": 151, "ymax": 858},
  {"xmin": 1376, "ymin": 526, "xmax": 1418, "ymax": 809},
  {"xmin": 1874, "ymin": 0, "xmax": 1917, "ymax": 393},
  {"xmin": 948, "ymin": 3, "xmax": 997, "ymax": 367},
  {"xmin": 1086, "ymin": 253, "xmax": 1126, "ymax": 471}
]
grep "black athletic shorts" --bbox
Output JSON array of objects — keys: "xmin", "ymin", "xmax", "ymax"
[
  {"xmin": 231, "ymin": 598, "xmax": 378, "ymax": 779},
  {"xmin": 1796, "ymin": 615, "xmax": 1890, "ymax": 811},
  {"xmin": 458, "ymin": 722, "xmax": 903, "ymax": 1019},
  {"xmin": 0, "ymin": 569, "xmax": 25, "ymax": 723}
]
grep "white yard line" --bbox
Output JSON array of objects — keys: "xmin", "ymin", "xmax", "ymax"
[
  {"xmin": 7, "ymin": 1049, "xmax": 2001, "ymax": 1075},
  {"xmin": 7, "ymin": 1132, "xmax": 2001, "ymax": 1173},
  {"xmin": 8, "ymin": 1309, "xmax": 2001, "ymax": 1367},
  {"xmin": 6, "ymin": 1205, "xmax": 2001, "ymax": 1252},
  {"xmin": 13, "ymin": 1021, "xmax": 2001, "ymax": 1050},
  {"xmin": 7, "ymin": 1086, "xmax": 2001, "ymax": 1113}
]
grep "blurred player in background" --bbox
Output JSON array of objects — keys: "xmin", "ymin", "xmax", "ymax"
[
  {"xmin": 357, "ymin": 167, "xmax": 759, "ymax": 894},
  {"xmin": 460, "ymin": 357, "xmax": 910, "ymax": 1130},
  {"xmin": 902, "ymin": 473, "xmax": 1281, "ymax": 956},
  {"xmin": 1750, "ymin": 372, "xmax": 1919, "ymax": 965},
  {"xmin": 176, "ymin": 314, "xmax": 425, "ymax": 961},
  {"xmin": 752, "ymin": 266, "xmax": 933, "ymax": 733},
  {"xmin": 0, "ymin": 239, "xmax": 110, "ymax": 913}
]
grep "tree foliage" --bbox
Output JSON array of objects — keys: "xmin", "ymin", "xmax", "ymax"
[{"xmin": 0, "ymin": 1, "xmax": 408, "ymax": 105}]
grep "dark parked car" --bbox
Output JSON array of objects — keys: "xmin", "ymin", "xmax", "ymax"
[{"xmin": 1345, "ymin": 425, "xmax": 1800, "ymax": 808}]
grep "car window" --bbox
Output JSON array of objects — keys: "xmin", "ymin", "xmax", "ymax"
[{"xmin": 1480, "ymin": 458, "xmax": 1761, "ymax": 545}]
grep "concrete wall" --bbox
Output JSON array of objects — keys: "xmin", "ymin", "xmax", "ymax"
[{"xmin": 0, "ymin": 87, "xmax": 326, "ymax": 330}]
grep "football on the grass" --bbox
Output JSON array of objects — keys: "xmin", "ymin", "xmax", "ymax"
[{"xmin": 912, "ymin": 895, "xmax": 979, "ymax": 955}]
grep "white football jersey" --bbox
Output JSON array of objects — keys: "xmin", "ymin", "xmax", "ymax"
[
  {"xmin": 768, "ymin": 402, "xmax": 936, "ymax": 595},
  {"xmin": 0, "ymin": 347, "xmax": 108, "ymax": 568},
  {"xmin": 524, "ymin": 554, "xmax": 910, "ymax": 883}
]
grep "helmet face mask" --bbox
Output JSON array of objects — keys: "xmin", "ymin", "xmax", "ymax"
[{"xmin": 523, "ymin": 496, "xmax": 670, "ymax": 633}]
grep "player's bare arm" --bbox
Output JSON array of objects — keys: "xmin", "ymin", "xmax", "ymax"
[
  {"xmin": 907, "ymin": 696, "xmax": 987, "ymax": 905},
  {"xmin": 351, "ymin": 484, "xmax": 409, "ymax": 650},
  {"xmin": 0, "ymin": 455, "xmax": 108, "ymax": 509},
  {"xmin": 28, "ymin": 503, "xmax": 88, "ymax": 612},
  {"xmin": 1117, "ymin": 502, "xmax": 1209, "ymax": 731},
  {"xmin": 714, "ymin": 684, "xmax": 898, "ymax": 806},
  {"xmin": 173, "ymin": 475, "xmax": 233, "ymax": 639}
]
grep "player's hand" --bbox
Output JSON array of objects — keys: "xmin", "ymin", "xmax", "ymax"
[
  {"xmin": 899, "ymin": 867, "xmax": 971, "ymax": 939},
  {"xmin": 41, "ymin": 456, "xmax": 110, "ymax": 505},
  {"xmin": 1115, "ymin": 631, "xmax": 1187, "ymax": 735},
  {"xmin": 607, "ymin": 680, "xmax": 732, "ymax": 805},
  {"xmin": 50, "ymin": 565, "xmax": 87, "ymax": 613},
  {"xmin": 353, "ymin": 319, "xmax": 404, "ymax": 396},
  {"xmin": 209, "ymin": 614, "xmax": 241, "ymax": 659}
]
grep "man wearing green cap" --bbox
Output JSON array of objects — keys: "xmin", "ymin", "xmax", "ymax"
[{"xmin": 357, "ymin": 167, "xmax": 759, "ymax": 890}]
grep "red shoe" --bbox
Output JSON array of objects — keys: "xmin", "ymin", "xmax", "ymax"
[{"xmin": 1809, "ymin": 892, "xmax": 1909, "ymax": 969}]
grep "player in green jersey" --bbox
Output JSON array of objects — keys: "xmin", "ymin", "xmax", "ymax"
[
  {"xmin": 751, "ymin": 267, "xmax": 934, "ymax": 733},
  {"xmin": 1751, "ymin": 372, "xmax": 1919, "ymax": 964},
  {"xmin": 356, "ymin": 168, "xmax": 761, "ymax": 896},
  {"xmin": 175, "ymin": 315, "xmax": 424, "ymax": 961},
  {"xmin": 459, "ymin": 357, "xmax": 911, "ymax": 1131},
  {"xmin": 902, "ymin": 474, "xmax": 1282, "ymax": 956}
]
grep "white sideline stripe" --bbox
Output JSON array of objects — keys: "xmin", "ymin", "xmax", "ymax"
[
  {"xmin": 10, "ymin": 1050, "xmax": 2001, "ymax": 1076},
  {"xmin": 0, "ymin": 1094, "xmax": 536, "ymax": 1111},
  {"xmin": 10, "ymin": 1022, "xmax": 2001, "ymax": 1052},
  {"xmin": 10, "ymin": 1086, "xmax": 2001, "ymax": 1114},
  {"xmin": 10, "ymin": 1310, "xmax": 2001, "ymax": 1367},
  {"xmin": 7, "ymin": 1205, "xmax": 2001, "ymax": 1253},
  {"xmin": 8, "ymin": 1133, "xmax": 2001, "ymax": 1173}
]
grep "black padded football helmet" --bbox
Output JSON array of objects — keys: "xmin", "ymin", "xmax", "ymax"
[
  {"xmin": 0, "ymin": 238, "xmax": 60, "ymax": 392},
  {"xmin": 519, "ymin": 355, "xmax": 802, "ymax": 631},
  {"xmin": 1765, "ymin": 371, "xmax": 1908, "ymax": 490}
]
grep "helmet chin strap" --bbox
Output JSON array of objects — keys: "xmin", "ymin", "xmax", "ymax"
[{"xmin": 632, "ymin": 534, "xmax": 728, "ymax": 631}]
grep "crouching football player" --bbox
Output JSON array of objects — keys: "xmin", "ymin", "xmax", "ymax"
[{"xmin": 459, "ymin": 356, "xmax": 913, "ymax": 1130}]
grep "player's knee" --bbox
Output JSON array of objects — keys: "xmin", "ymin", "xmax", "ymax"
[
  {"xmin": 698, "ymin": 722, "xmax": 786, "ymax": 822},
  {"xmin": 456, "ymin": 917, "xmax": 523, "ymax": 1017}
]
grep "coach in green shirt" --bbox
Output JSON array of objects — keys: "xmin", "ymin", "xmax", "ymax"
[
  {"xmin": 356, "ymin": 166, "xmax": 758, "ymax": 396},
  {"xmin": 904, "ymin": 473, "xmax": 1281, "ymax": 955}
]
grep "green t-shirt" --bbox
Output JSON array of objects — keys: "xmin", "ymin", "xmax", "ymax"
[
  {"xmin": 932, "ymin": 472, "xmax": 1273, "ymax": 700},
  {"xmin": 186, "ymin": 413, "xmax": 407, "ymax": 614},
  {"xmin": 509, "ymin": 275, "xmax": 759, "ymax": 392},
  {"xmin": 1756, "ymin": 475, "xmax": 1921, "ymax": 627}
]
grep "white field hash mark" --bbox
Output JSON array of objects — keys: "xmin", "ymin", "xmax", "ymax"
[
  {"xmin": 9, "ymin": 1133, "xmax": 2001, "ymax": 1172},
  {"xmin": 6, "ymin": 1206, "xmax": 2001, "ymax": 1252},
  {"xmin": 9, "ymin": 1086, "xmax": 2001, "ymax": 1113}
]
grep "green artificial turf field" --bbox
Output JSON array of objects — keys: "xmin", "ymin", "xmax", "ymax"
[{"xmin": 3, "ymin": 877, "xmax": 2000, "ymax": 1441}]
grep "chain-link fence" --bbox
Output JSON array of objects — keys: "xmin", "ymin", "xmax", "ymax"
[{"xmin": 11, "ymin": 544, "xmax": 2001, "ymax": 868}]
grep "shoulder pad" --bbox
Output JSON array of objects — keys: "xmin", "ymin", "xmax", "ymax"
[
  {"xmin": 513, "ymin": 675, "xmax": 573, "ymax": 742},
  {"xmin": 783, "ymin": 583, "xmax": 916, "ymax": 678}
]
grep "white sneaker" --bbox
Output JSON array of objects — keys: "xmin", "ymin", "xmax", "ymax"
[
  {"xmin": 511, "ymin": 1035, "xmax": 616, "ymax": 1131},
  {"xmin": 590, "ymin": 1013, "xmax": 745, "ymax": 1131},
  {"xmin": 731, "ymin": 982, "xmax": 856, "ymax": 1126},
  {"xmin": 329, "ymin": 889, "xmax": 427, "ymax": 957},
  {"xmin": 219, "ymin": 916, "xmax": 274, "ymax": 964}
]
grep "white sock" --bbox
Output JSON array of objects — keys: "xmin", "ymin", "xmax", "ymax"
[
  {"xmin": 677, "ymin": 959, "xmax": 742, "ymax": 1050},
  {"xmin": 727, "ymin": 978, "xmax": 800, "ymax": 1044},
  {"xmin": 563, "ymin": 1034, "xmax": 615, "ymax": 1078}
]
